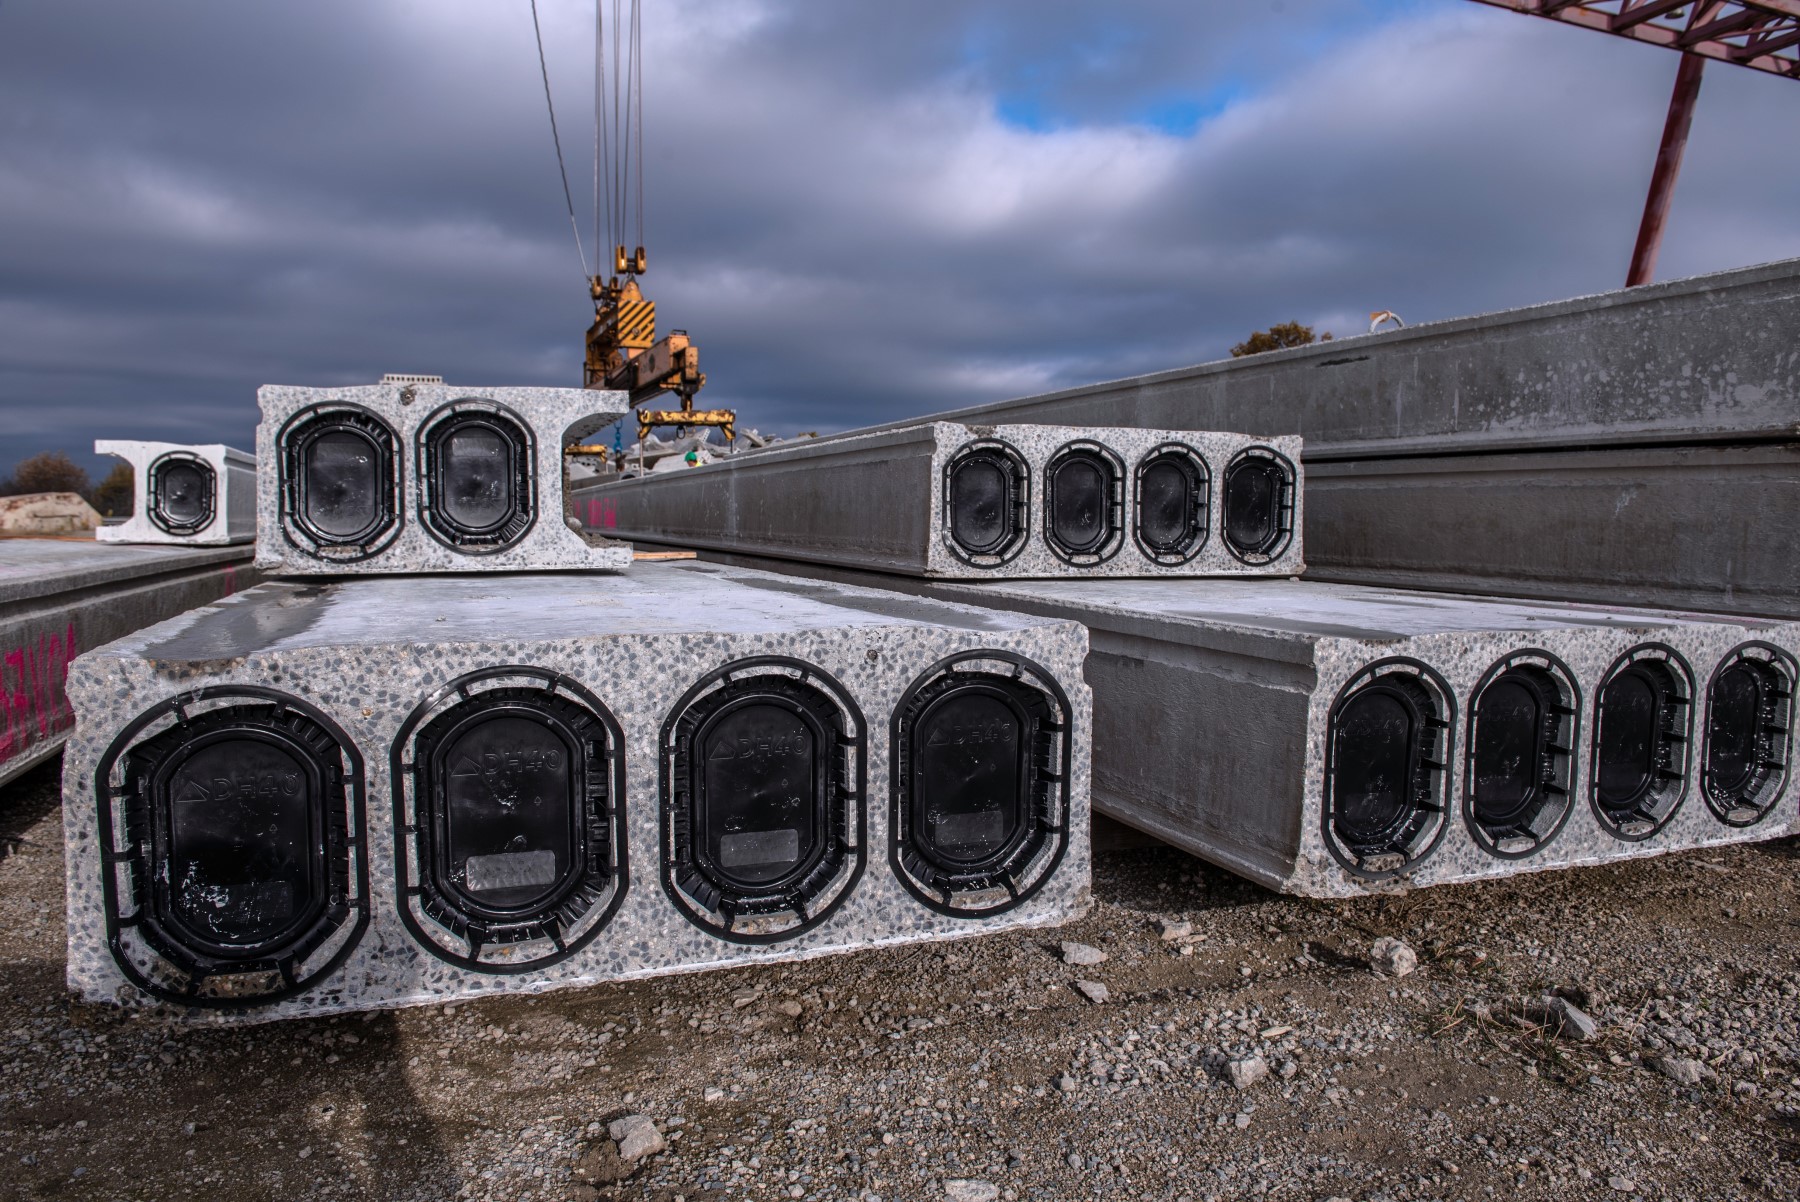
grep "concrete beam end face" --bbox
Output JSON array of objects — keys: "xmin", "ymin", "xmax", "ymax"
[
  {"xmin": 93, "ymin": 440, "xmax": 257, "ymax": 546},
  {"xmin": 59, "ymin": 562, "xmax": 1092, "ymax": 1023},
  {"xmin": 253, "ymin": 383, "xmax": 633, "ymax": 576}
]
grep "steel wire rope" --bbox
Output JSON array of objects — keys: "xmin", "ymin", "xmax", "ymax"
[{"xmin": 529, "ymin": 0, "xmax": 590, "ymax": 283}]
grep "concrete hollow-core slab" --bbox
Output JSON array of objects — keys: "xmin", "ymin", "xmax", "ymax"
[
  {"xmin": 0, "ymin": 538, "xmax": 259, "ymax": 789},
  {"xmin": 61, "ymin": 560, "xmax": 1091, "ymax": 1022},
  {"xmin": 255, "ymin": 382, "xmax": 634, "ymax": 576},
  {"xmin": 574, "ymin": 421, "xmax": 1304, "ymax": 580},
  {"xmin": 95, "ymin": 440, "xmax": 256, "ymax": 546},
  {"xmin": 701, "ymin": 555, "xmax": 1800, "ymax": 899}
]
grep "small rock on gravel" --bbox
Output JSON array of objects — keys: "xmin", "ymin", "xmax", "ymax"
[
  {"xmin": 1073, "ymin": 980, "xmax": 1110, "ymax": 1004},
  {"xmin": 1060, "ymin": 942, "xmax": 1108, "ymax": 966},
  {"xmin": 1539, "ymin": 995, "xmax": 1599, "ymax": 1041},
  {"xmin": 1227, "ymin": 1055, "xmax": 1269, "ymax": 1090},
  {"xmin": 608, "ymin": 1115, "xmax": 665, "ymax": 1162},
  {"xmin": 1608, "ymin": 1176, "xmax": 1637, "ymax": 1192},
  {"xmin": 944, "ymin": 1180, "xmax": 1000, "ymax": 1202},
  {"xmin": 1158, "ymin": 918, "xmax": 1193, "ymax": 941},
  {"xmin": 1369, "ymin": 936, "xmax": 1417, "ymax": 978},
  {"xmin": 1652, "ymin": 1056, "xmax": 1706, "ymax": 1087}
]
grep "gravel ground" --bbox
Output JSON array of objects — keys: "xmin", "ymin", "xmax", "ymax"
[{"xmin": 4, "ymin": 756, "xmax": 1799, "ymax": 1202}]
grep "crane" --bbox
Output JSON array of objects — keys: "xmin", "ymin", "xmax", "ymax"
[{"xmin": 531, "ymin": 0, "xmax": 735, "ymax": 454}]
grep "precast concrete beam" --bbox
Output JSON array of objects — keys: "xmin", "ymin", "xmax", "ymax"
[
  {"xmin": 255, "ymin": 382, "xmax": 633, "ymax": 576},
  {"xmin": 95, "ymin": 440, "xmax": 256, "ymax": 546},
  {"xmin": 838, "ymin": 258, "xmax": 1800, "ymax": 460},
  {"xmin": 701, "ymin": 556, "xmax": 1800, "ymax": 898},
  {"xmin": 1303, "ymin": 442, "xmax": 1800, "ymax": 619},
  {"xmin": 574, "ymin": 422, "xmax": 1304, "ymax": 579},
  {"xmin": 0, "ymin": 540, "xmax": 259, "ymax": 788},
  {"xmin": 61, "ymin": 561, "xmax": 1091, "ymax": 1021}
]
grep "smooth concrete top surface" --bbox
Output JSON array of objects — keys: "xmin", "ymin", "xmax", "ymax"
[
  {"xmin": 111, "ymin": 561, "xmax": 1049, "ymax": 664},
  {"xmin": 906, "ymin": 577, "xmax": 1786, "ymax": 666},
  {"xmin": 0, "ymin": 538, "xmax": 252, "ymax": 607}
]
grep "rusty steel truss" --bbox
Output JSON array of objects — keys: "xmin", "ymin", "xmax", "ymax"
[{"xmin": 1470, "ymin": 1, "xmax": 1800, "ymax": 79}]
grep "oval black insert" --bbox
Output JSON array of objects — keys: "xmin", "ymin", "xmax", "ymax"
[
  {"xmin": 420, "ymin": 407, "xmax": 535, "ymax": 551},
  {"xmin": 1221, "ymin": 447, "xmax": 1294, "ymax": 562},
  {"xmin": 119, "ymin": 702, "xmax": 351, "ymax": 973},
  {"xmin": 1325, "ymin": 664, "xmax": 1450, "ymax": 875},
  {"xmin": 1590, "ymin": 647, "xmax": 1690, "ymax": 839},
  {"xmin": 946, "ymin": 445, "xmax": 1026, "ymax": 561},
  {"xmin": 407, "ymin": 685, "xmax": 617, "ymax": 958},
  {"xmin": 282, "ymin": 407, "xmax": 400, "ymax": 553},
  {"xmin": 1044, "ymin": 446, "xmax": 1119, "ymax": 561},
  {"xmin": 1702, "ymin": 647, "xmax": 1793, "ymax": 826},
  {"xmin": 911, "ymin": 686, "xmax": 1026, "ymax": 868},
  {"xmin": 1134, "ymin": 447, "xmax": 1207, "ymax": 561},
  {"xmin": 149, "ymin": 454, "xmax": 216, "ymax": 535},
  {"xmin": 891, "ymin": 654, "xmax": 1071, "ymax": 917},
  {"xmin": 1463, "ymin": 658, "xmax": 1576, "ymax": 856},
  {"xmin": 1596, "ymin": 665, "xmax": 1669, "ymax": 812},
  {"xmin": 665, "ymin": 666, "xmax": 860, "ymax": 940},
  {"xmin": 1707, "ymin": 661, "xmax": 1767, "ymax": 797}
]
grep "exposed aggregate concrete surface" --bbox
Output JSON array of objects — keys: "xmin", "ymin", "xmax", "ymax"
[{"xmin": 5, "ymin": 758, "xmax": 1800, "ymax": 1202}]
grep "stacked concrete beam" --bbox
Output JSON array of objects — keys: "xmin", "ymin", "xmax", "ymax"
[
  {"xmin": 255, "ymin": 381, "xmax": 634, "ymax": 575},
  {"xmin": 60, "ymin": 561, "xmax": 1090, "ymax": 1019},
  {"xmin": 95, "ymin": 440, "xmax": 256, "ymax": 546},
  {"xmin": 1, "ymin": 540, "xmax": 258, "ymax": 788},
  {"xmin": 738, "ymin": 260, "xmax": 1800, "ymax": 616},
  {"xmin": 573, "ymin": 422, "xmax": 1305, "ymax": 578},
  {"xmin": 703, "ymin": 556, "xmax": 1800, "ymax": 898}
]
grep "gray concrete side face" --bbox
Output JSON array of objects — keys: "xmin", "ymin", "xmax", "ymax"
[
  {"xmin": 95, "ymin": 441, "xmax": 256, "ymax": 546},
  {"xmin": 60, "ymin": 564, "xmax": 1092, "ymax": 1023},
  {"xmin": 1303, "ymin": 443, "xmax": 1800, "ymax": 619},
  {"xmin": 836, "ymin": 258, "xmax": 1800, "ymax": 459},
  {"xmin": 574, "ymin": 425, "xmax": 941, "ymax": 574},
  {"xmin": 254, "ymin": 383, "xmax": 633, "ymax": 575},
  {"xmin": 576, "ymin": 421, "xmax": 1304, "ymax": 579},
  {"xmin": 695, "ymin": 557, "xmax": 1800, "ymax": 898},
  {"xmin": 1, "ymin": 543, "xmax": 259, "ymax": 788}
]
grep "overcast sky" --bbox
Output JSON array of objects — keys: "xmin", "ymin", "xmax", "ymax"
[{"xmin": 2, "ymin": 0, "xmax": 1797, "ymax": 479}]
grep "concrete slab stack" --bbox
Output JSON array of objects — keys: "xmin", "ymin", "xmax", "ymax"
[
  {"xmin": 833, "ymin": 258, "xmax": 1800, "ymax": 617},
  {"xmin": 1, "ymin": 539, "xmax": 258, "ymax": 788},
  {"xmin": 95, "ymin": 440, "xmax": 257, "ymax": 546},
  {"xmin": 60, "ymin": 561, "xmax": 1090, "ymax": 1019},
  {"xmin": 573, "ymin": 421, "xmax": 1304, "ymax": 579},
  {"xmin": 254, "ymin": 382, "xmax": 635, "ymax": 575}
]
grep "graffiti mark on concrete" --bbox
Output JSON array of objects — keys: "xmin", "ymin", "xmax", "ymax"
[{"xmin": 0, "ymin": 622, "xmax": 78, "ymax": 765}]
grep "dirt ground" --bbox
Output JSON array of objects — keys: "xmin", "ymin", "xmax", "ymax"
[{"xmin": 4, "ymin": 754, "xmax": 1798, "ymax": 1202}]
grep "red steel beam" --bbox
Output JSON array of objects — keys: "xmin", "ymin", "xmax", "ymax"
[
  {"xmin": 1627, "ymin": 52, "xmax": 1707, "ymax": 286},
  {"xmin": 1470, "ymin": 1, "xmax": 1800, "ymax": 77}
]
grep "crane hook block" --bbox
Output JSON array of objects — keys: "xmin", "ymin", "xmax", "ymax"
[{"xmin": 615, "ymin": 245, "xmax": 647, "ymax": 275}]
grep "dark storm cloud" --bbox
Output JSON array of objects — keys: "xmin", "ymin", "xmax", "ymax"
[{"xmin": 1, "ymin": 0, "xmax": 1796, "ymax": 478}]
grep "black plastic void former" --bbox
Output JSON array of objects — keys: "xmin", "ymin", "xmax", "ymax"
[
  {"xmin": 1042, "ymin": 441, "xmax": 1125, "ymax": 566},
  {"xmin": 278, "ymin": 403, "xmax": 403, "ymax": 561},
  {"xmin": 942, "ymin": 439, "xmax": 1030, "ymax": 568},
  {"xmin": 1133, "ymin": 443, "xmax": 1210, "ymax": 564},
  {"xmin": 93, "ymin": 687, "xmax": 368, "ymax": 1008},
  {"xmin": 390, "ymin": 667, "xmax": 627, "ymax": 972},
  {"xmin": 1700, "ymin": 642, "xmax": 1796, "ymax": 828},
  {"xmin": 416, "ymin": 400, "xmax": 537, "ymax": 554},
  {"xmin": 1461, "ymin": 651, "xmax": 1581, "ymax": 859},
  {"xmin": 889, "ymin": 650, "xmax": 1072, "ymax": 917},
  {"xmin": 1220, "ymin": 446, "xmax": 1296, "ymax": 565},
  {"xmin": 146, "ymin": 452, "xmax": 217, "ymax": 536},
  {"xmin": 661, "ymin": 657, "xmax": 866, "ymax": 944},
  {"xmin": 1589, "ymin": 643, "xmax": 1694, "ymax": 841},
  {"xmin": 1321, "ymin": 658, "xmax": 1456, "ymax": 880}
]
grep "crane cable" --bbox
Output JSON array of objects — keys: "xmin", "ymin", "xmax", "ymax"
[
  {"xmin": 529, "ymin": 0, "xmax": 590, "ymax": 285},
  {"xmin": 596, "ymin": 0, "xmax": 644, "ymax": 272}
]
